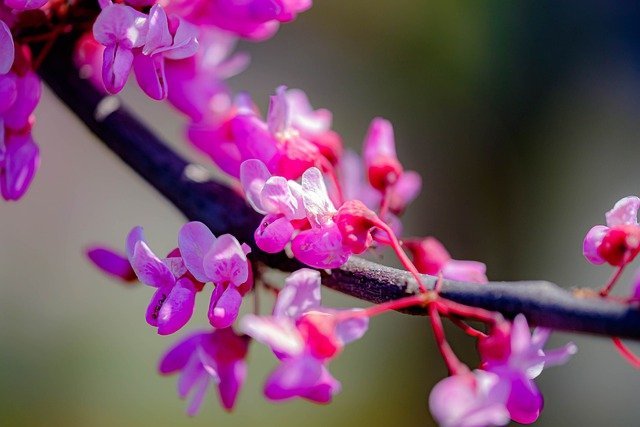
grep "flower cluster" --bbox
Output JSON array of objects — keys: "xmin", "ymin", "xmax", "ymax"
[{"xmin": 0, "ymin": 12, "xmax": 41, "ymax": 201}]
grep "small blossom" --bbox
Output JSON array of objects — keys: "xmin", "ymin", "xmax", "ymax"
[
  {"xmin": 362, "ymin": 118, "xmax": 421, "ymax": 213},
  {"xmin": 126, "ymin": 226, "xmax": 201, "ymax": 335},
  {"xmin": 86, "ymin": 245, "xmax": 137, "ymax": 283},
  {"xmin": 240, "ymin": 269, "xmax": 368, "ymax": 403},
  {"xmin": 479, "ymin": 314, "xmax": 577, "ymax": 424},
  {"xmin": 429, "ymin": 370, "xmax": 510, "ymax": 427},
  {"xmin": 93, "ymin": 3, "xmax": 148, "ymax": 94},
  {"xmin": 404, "ymin": 237, "xmax": 488, "ymax": 284},
  {"xmin": 133, "ymin": 4, "xmax": 199, "ymax": 100},
  {"xmin": 178, "ymin": 221, "xmax": 253, "ymax": 329},
  {"xmin": 583, "ymin": 196, "xmax": 640, "ymax": 266},
  {"xmin": 159, "ymin": 328, "xmax": 249, "ymax": 415}
]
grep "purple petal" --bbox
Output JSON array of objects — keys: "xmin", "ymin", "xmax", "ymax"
[
  {"xmin": 273, "ymin": 268, "xmax": 321, "ymax": 319},
  {"xmin": 264, "ymin": 355, "xmax": 323, "ymax": 401},
  {"xmin": 261, "ymin": 176, "xmax": 302, "ymax": 218},
  {"xmin": 240, "ymin": 159, "xmax": 271, "ymax": 214},
  {"xmin": 267, "ymin": 85, "xmax": 290, "ymax": 135},
  {"xmin": 583, "ymin": 225, "xmax": 608, "ymax": 265},
  {"xmin": 158, "ymin": 333, "xmax": 202, "ymax": 374},
  {"xmin": 606, "ymin": 196, "xmax": 640, "ymax": 227},
  {"xmin": 162, "ymin": 18, "xmax": 199, "ymax": 60},
  {"xmin": 286, "ymin": 88, "xmax": 332, "ymax": 135},
  {"xmin": 217, "ymin": 361, "xmax": 247, "ymax": 411},
  {"xmin": 85, "ymin": 246, "xmax": 136, "ymax": 282},
  {"xmin": 130, "ymin": 240, "xmax": 175, "ymax": 287},
  {"xmin": 142, "ymin": 4, "xmax": 172, "ymax": 55},
  {"xmin": 291, "ymin": 226, "xmax": 351, "ymax": 269},
  {"xmin": 442, "ymin": 260, "xmax": 488, "ymax": 284},
  {"xmin": 4, "ymin": 0, "xmax": 48, "ymax": 11},
  {"xmin": 133, "ymin": 52, "xmax": 167, "ymax": 100},
  {"xmin": 301, "ymin": 167, "xmax": 337, "ymax": 227},
  {"xmin": 505, "ymin": 375, "xmax": 543, "ymax": 424},
  {"xmin": 0, "ymin": 20, "xmax": 14, "ymax": 74},
  {"xmin": 178, "ymin": 354, "xmax": 206, "ymax": 399},
  {"xmin": 125, "ymin": 226, "xmax": 144, "ymax": 259},
  {"xmin": 208, "ymin": 285, "xmax": 242, "ymax": 329},
  {"xmin": 0, "ymin": 74, "xmax": 17, "ymax": 114},
  {"xmin": 2, "ymin": 71, "xmax": 41, "ymax": 130},
  {"xmin": 231, "ymin": 114, "xmax": 279, "ymax": 165},
  {"xmin": 203, "ymin": 234, "xmax": 249, "ymax": 286},
  {"xmin": 389, "ymin": 170, "xmax": 422, "ymax": 212},
  {"xmin": 297, "ymin": 365, "xmax": 341, "ymax": 404},
  {"xmin": 93, "ymin": 4, "xmax": 146, "ymax": 47},
  {"xmin": 101, "ymin": 43, "xmax": 133, "ymax": 94},
  {"xmin": 178, "ymin": 221, "xmax": 217, "ymax": 283},
  {"xmin": 146, "ymin": 285, "xmax": 172, "ymax": 327},
  {"xmin": 429, "ymin": 371, "xmax": 510, "ymax": 427},
  {"xmin": 157, "ymin": 278, "xmax": 197, "ymax": 335},
  {"xmin": 186, "ymin": 374, "xmax": 210, "ymax": 417},
  {"xmin": 334, "ymin": 309, "xmax": 369, "ymax": 344},
  {"xmin": 0, "ymin": 134, "xmax": 39, "ymax": 201},
  {"xmin": 239, "ymin": 314, "xmax": 303, "ymax": 356},
  {"xmin": 254, "ymin": 214, "xmax": 295, "ymax": 253}
]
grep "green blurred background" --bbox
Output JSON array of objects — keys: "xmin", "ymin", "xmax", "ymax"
[{"xmin": 2, "ymin": 1, "xmax": 640, "ymax": 425}]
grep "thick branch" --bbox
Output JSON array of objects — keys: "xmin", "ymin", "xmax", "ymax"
[{"xmin": 37, "ymin": 36, "xmax": 640, "ymax": 340}]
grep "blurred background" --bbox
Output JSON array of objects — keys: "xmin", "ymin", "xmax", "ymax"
[{"xmin": 2, "ymin": 0, "xmax": 640, "ymax": 425}]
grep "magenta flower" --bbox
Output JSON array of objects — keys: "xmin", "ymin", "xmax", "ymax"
[
  {"xmin": 86, "ymin": 245, "xmax": 137, "ymax": 283},
  {"xmin": 0, "ymin": 53, "xmax": 41, "ymax": 201},
  {"xmin": 126, "ymin": 226, "xmax": 202, "ymax": 335},
  {"xmin": 240, "ymin": 269, "xmax": 368, "ymax": 403},
  {"xmin": 165, "ymin": 0, "xmax": 312, "ymax": 41},
  {"xmin": 479, "ymin": 314, "xmax": 577, "ymax": 424},
  {"xmin": 583, "ymin": 195, "xmax": 640, "ymax": 266},
  {"xmin": 190, "ymin": 87, "xmax": 339, "ymax": 181},
  {"xmin": 362, "ymin": 117, "xmax": 422, "ymax": 212},
  {"xmin": 93, "ymin": 3, "xmax": 148, "ymax": 94},
  {"xmin": 404, "ymin": 237, "xmax": 488, "ymax": 284},
  {"xmin": 240, "ymin": 158, "xmax": 306, "ymax": 253},
  {"xmin": 429, "ymin": 370, "xmax": 510, "ymax": 427},
  {"xmin": 178, "ymin": 221, "xmax": 253, "ymax": 329},
  {"xmin": 159, "ymin": 327, "xmax": 249, "ymax": 415},
  {"xmin": 73, "ymin": 33, "xmax": 107, "ymax": 93},
  {"xmin": 133, "ymin": 4, "xmax": 199, "ymax": 100}
]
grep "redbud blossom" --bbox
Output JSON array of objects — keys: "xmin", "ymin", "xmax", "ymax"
[
  {"xmin": 240, "ymin": 269, "xmax": 368, "ymax": 403},
  {"xmin": 159, "ymin": 328, "xmax": 249, "ymax": 415},
  {"xmin": 583, "ymin": 196, "xmax": 640, "ymax": 266},
  {"xmin": 86, "ymin": 246, "xmax": 137, "ymax": 283}
]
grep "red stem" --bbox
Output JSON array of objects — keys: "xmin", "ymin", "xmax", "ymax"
[
  {"xmin": 429, "ymin": 303, "xmax": 468, "ymax": 375},
  {"xmin": 612, "ymin": 337, "xmax": 640, "ymax": 369},
  {"xmin": 450, "ymin": 317, "xmax": 488, "ymax": 339},
  {"xmin": 599, "ymin": 265, "xmax": 626, "ymax": 297}
]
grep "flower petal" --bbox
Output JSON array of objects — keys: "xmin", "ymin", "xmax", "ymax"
[
  {"xmin": 133, "ymin": 52, "xmax": 168, "ymax": 100},
  {"xmin": 239, "ymin": 314, "xmax": 304, "ymax": 356},
  {"xmin": 203, "ymin": 234, "xmax": 249, "ymax": 286},
  {"xmin": 606, "ymin": 196, "xmax": 640, "ymax": 227},
  {"xmin": 86, "ymin": 246, "xmax": 136, "ymax": 282},
  {"xmin": 217, "ymin": 361, "xmax": 247, "ymax": 411},
  {"xmin": 301, "ymin": 167, "xmax": 337, "ymax": 227},
  {"xmin": 263, "ymin": 354, "xmax": 323, "ymax": 401},
  {"xmin": 254, "ymin": 213, "xmax": 294, "ymax": 253},
  {"xmin": 291, "ymin": 225, "xmax": 350, "ymax": 269},
  {"xmin": 158, "ymin": 332, "xmax": 202, "ymax": 374},
  {"xmin": 178, "ymin": 221, "xmax": 217, "ymax": 283},
  {"xmin": 240, "ymin": 159, "xmax": 271, "ymax": 214},
  {"xmin": 208, "ymin": 285, "xmax": 242, "ymax": 329},
  {"xmin": 273, "ymin": 268, "xmax": 321, "ymax": 319},
  {"xmin": 157, "ymin": 278, "xmax": 197, "ymax": 335},
  {"xmin": 130, "ymin": 240, "xmax": 176, "ymax": 287},
  {"xmin": 0, "ymin": 20, "xmax": 14, "ymax": 75}
]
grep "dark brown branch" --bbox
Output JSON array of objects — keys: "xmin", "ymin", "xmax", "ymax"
[{"xmin": 37, "ymin": 35, "xmax": 640, "ymax": 340}]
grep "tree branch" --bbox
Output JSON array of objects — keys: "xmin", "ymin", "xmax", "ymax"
[{"xmin": 37, "ymin": 35, "xmax": 640, "ymax": 340}]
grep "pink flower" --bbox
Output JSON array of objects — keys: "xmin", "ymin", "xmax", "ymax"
[
  {"xmin": 362, "ymin": 117, "xmax": 422, "ymax": 213},
  {"xmin": 583, "ymin": 196, "xmax": 640, "ymax": 266},
  {"xmin": 240, "ymin": 158, "xmax": 306, "ymax": 253},
  {"xmin": 479, "ymin": 314, "xmax": 577, "ymax": 424},
  {"xmin": 164, "ymin": 0, "xmax": 312, "ymax": 41},
  {"xmin": 178, "ymin": 221, "xmax": 253, "ymax": 329},
  {"xmin": 429, "ymin": 370, "xmax": 510, "ymax": 427},
  {"xmin": 93, "ymin": 3, "xmax": 148, "ymax": 94},
  {"xmin": 0, "ymin": 56, "xmax": 41, "ymax": 201},
  {"xmin": 190, "ymin": 87, "xmax": 339, "ymax": 181},
  {"xmin": 159, "ymin": 327, "xmax": 249, "ymax": 415},
  {"xmin": 133, "ymin": 4, "xmax": 199, "ymax": 100},
  {"xmin": 404, "ymin": 237, "xmax": 488, "ymax": 284},
  {"xmin": 86, "ymin": 245, "xmax": 137, "ymax": 283},
  {"xmin": 126, "ymin": 226, "xmax": 202, "ymax": 335},
  {"xmin": 240, "ymin": 269, "xmax": 368, "ymax": 403},
  {"xmin": 291, "ymin": 167, "xmax": 354, "ymax": 268},
  {"xmin": 73, "ymin": 33, "xmax": 107, "ymax": 92}
]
